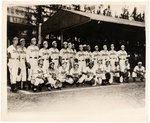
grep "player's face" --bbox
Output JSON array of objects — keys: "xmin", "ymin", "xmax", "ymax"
[
  {"xmin": 21, "ymin": 40, "xmax": 25, "ymax": 47},
  {"xmin": 31, "ymin": 38, "xmax": 37, "ymax": 45},
  {"xmin": 50, "ymin": 63, "xmax": 54, "ymax": 69},
  {"xmin": 74, "ymin": 65, "xmax": 79, "ymax": 70},
  {"xmin": 13, "ymin": 39, "xmax": 18, "ymax": 45},
  {"xmin": 39, "ymin": 60, "xmax": 43, "ymax": 67},
  {"xmin": 121, "ymin": 47, "xmax": 125, "ymax": 50},
  {"xmin": 111, "ymin": 45, "xmax": 114, "ymax": 50},
  {"xmin": 62, "ymin": 62, "xmax": 67, "ymax": 68},
  {"xmin": 138, "ymin": 64, "xmax": 142, "ymax": 68},
  {"xmin": 68, "ymin": 43, "xmax": 72, "ymax": 49},
  {"xmin": 88, "ymin": 46, "xmax": 91, "ymax": 51},
  {"xmin": 89, "ymin": 63, "xmax": 93, "ymax": 68},
  {"xmin": 64, "ymin": 44, "xmax": 68, "ymax": 49},
  {"xmin": 95, "ymin": 47, "xmax": 99, "ymax": 51},
  {"xmin": 103, "ymin": 45, "xmax": 107, "ymax": 50},
  {"xmin": 79, "ymin": 46, "xmax": 83, "ymax": 51},
  {"xmin": 53, "ymin": 43, "xmax": 57, "ymax": 48},
  {"xmin": 43, "ymin": 43, "xmax": 48, "ymax": 48},
  {"xmin": 72, "ymin": 44, "xmax": 75, "ymax": 49}
]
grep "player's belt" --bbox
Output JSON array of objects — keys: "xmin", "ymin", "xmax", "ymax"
[
  {"xmin": 10, "ymin": 58, "xmax": 19, "ymax": 60},
  {"xmin": 62, "ymin": 58, "xmax": 69, "ymax": 60},
  {"xmin": 52, "ymin": 58, "xmax": 58, "ymax": 60},
  {"xmin": 30, "ymin": 57, "xmax": 38, "ymax": 59},
  {"xmin": 79, "ymin": 60, "xmax": 85, "ymax": 61},
  {"xmin": 44, "ymin": 59, "xmax": 49, "ymax": 60},
  {"xmin": 110, "ymin": 58, "xmax": 117, "ymax": 59},
  {"xmin": 120, "ymin": 58, "xmax": 126, "ymax": 60},
  {"xmin": 21, "ymin": 58, "xmax": 25, "ymax": 59}
]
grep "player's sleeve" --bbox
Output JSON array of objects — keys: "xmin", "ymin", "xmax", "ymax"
[{"xmin": 133, "ymin": 66, "xmax": 137, "ymax": 72}]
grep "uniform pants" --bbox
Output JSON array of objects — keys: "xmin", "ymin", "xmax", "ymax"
[
  {"xmin": 132, "ymin": 72, "xmax": 145, "ymax": 78},
  {"xmin": 31, "ymin": 78, "xmax": 44, "ymax": 86},
  {"xmin": 119, "ymin": 60, "xmax": 126, "ymax": 72},
  {"xmin": 17, "ymin": 60, "xmax": 26, "ymax": 82},
  {"xmin": 8, "ymin": 59, "xmax": 19, "ymax": 84},
  {"xmin": 43, "ymin": 59, "xmax": 49, "ymax": 73}
]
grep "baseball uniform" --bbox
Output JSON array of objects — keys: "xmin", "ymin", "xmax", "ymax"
[
  {"xmin": 92, "ymin": 51, "xmax": 101, "ymax": 67},
  {"xmin": 100, "ymin": 50, "xmax": 109, "ymax": 65},
  {"xmin": 132, "ymin": 65, "xmax": 145, "ymax": 78},
  {"xmin": 109, "ymin": 50, "xmax": 118, "ymax": 68}
]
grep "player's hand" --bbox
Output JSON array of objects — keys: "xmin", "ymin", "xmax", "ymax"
[{"xmin": 26, "ymin": 62, "xmax": 31, "ymax": 69}]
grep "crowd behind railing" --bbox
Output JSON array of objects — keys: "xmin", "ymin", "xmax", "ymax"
[{"xmin": 62, "ymin": 4, "xmax": 145, "ymax": 22}]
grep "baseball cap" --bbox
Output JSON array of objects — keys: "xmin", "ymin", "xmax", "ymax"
[
  {"xmin": 43, "ymin": 41, "xmax": 48, "ymax": 45},
  {"xmin": 20, "ymin": 38, "xmax": 25, "ymax": 42},
  {"xmin": 63, "ymin": 42, "xmax": 67, "ymax": 45},
  {"xmin": 95, "ymin": 45, "xmax": 98, "ymax": 48},
  {"xmin": 138, "ymin": 61, "xmax": 142, "ymax": 65},
  {"xmin": 121, "ymin": 45, "xmax": 125, "ymax": 48},
  {"xmin": 52, "ymin": 41, "xmax": 57, "ymax": 45},
  {"xmin": 13, "ymin": 37, "xmax": 18, "ymax": 40},
  {"xmin": 49, "ymin": 61, "xmax": 54, "ymax": 65},
  {"xmin": 79, "ymin": 45, "xmax": 83, "ymax": 48}
]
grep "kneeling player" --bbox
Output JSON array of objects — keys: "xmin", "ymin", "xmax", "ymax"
[
  {"xmin": 81, "ymin": 61, "xmax": 96, "ymax": 86},
  {"xmin": 94, "ymin": 59, "xmax": 105, "ymax": 86},
  {"xmin": 132, "ymin": 62, "xmax": 145, "ymax": 82},
  {"xmin": 45, "ymin": 61, "xmax": 62, "ymax": 90},
  {"xmin": 120, "ymin": 60, "xmax": 130, "ymax": 83},
  {"xmin": 112, "ymin": 61, "xmax": 120, "ymax": 83},
  {"xmin": 103, "ymin": 61, "xmax": 113, "ymax": 85},
  {"xmin": 58, "ymin": 62, "xmax": 74, "ymax": 86},
  {"xmin": 31, "ymin": 58, "xmax": 45, "ymax": 92}
]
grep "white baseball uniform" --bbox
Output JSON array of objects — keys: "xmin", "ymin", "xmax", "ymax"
[
  {"xmin": 100, "ymin": 50, "xmax": 109, "ymax": 65},
  {"xmin": 7, "ymin": 45, "xmax": 20, "ymax": 84},
  {"xmin": 59, "ymin": 48, "xmax": 70, "ymax": 70},
  {"xmin": 16, "ymin": 46, "xmax": 27, "ymax": 82},
  {"xmin": 103, "ymin": 64, "xmax": 113, "ymax": 83},
  {"xmin": 26, "ymin": 45, "xmax": 39, "ymax": 81},
  {"xmin": 109, "ymin": 50, "xmax": 118, "ymax": 67},
  {"xmin": 118, "ymin": 50, "xmax": 127, "ymax": 72},
  {"xmin": 95, "ymin": 64, "xmax": 105, "ymax": 84},
  {"xmin": 39, "ymin": 48, "xmax": 50, "ymax": 72},
  {"xmin": 31, "ymin": 65, "xmax": 44, "ymax": 86},
  {"xmin": 132, "ymin": 66, "xmax": 145, "ymax": 78},
  {"xmin": 92, "ymin": 51, "xmax": 101, "ymax": 67},
  {"xmin": 49, "ymin": 47, "xmax": 59, "ymax": 69},
  {"xmin": 67, "ymin": 48, "xmax": 75, "ymax": 69}
]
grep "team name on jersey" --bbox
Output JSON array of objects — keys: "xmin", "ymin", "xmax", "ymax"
[
  {"xmin": 51, "ymin": 51, "xmax": 59, "ymax": 54},
  {"xmin": 31, "ymin": 49, "xmax": 39, "ymax": 52},
  {"xmin": 19, "ymin": 51, "xmax": 26, "ymax": 54}
]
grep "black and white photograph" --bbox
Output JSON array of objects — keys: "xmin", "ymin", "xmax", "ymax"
[{"xmin": 1, "ymin": 1, "xmax": 148, "ymax": 122}]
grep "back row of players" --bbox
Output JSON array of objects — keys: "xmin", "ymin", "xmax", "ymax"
[{"xmin": 7, "ymin": 37, "xmax": 145, "ymax": 92}]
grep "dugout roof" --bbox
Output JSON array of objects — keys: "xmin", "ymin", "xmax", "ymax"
[{"xmin": 42, "ymin": 9, "xmax": 145, "ymax": 35}]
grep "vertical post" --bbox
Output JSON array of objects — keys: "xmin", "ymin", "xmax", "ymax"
[
  {"xmin": 38, "ymin": 23, "xmax": 42, "ymax": 47},
  {"xmin": 60, "ymin": 30, "xmax": 63, "ymax": 48}
]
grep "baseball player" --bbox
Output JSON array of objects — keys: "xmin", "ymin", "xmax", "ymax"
[
  {"xmin": 117, "ymin": 45, "xmax": 128, "ymax": 73},
  {"xmin": 81, "ymin": 61, "xmax": 96, "ymax": 86},
  {"xmin": 75, "ymin": 45, "xmax": 86, "ymax": 71},
  {"xmin": 72, "ymin": 43, "xmax": 77, "ymax": 57},
  {"xmin": 58, "ymin": 62, "xmax": 74, "ymax": 85},
  {"xmin": 59, "ymin": 42, "xmax": 70, "ymax": 71},
  {"xmin": 109, "ymin": 44, "xmax": 118, "ymax": 68},
  {"xmin": 49, "ymin": 41, "xmax": 60, "ymax": 69},
  {"xmin": 67, "ymin": 42, "xmax": 74, "ymax": 69},
  {"xmin": 16, "ymin": 38, "xmax": 27, "ymax": 90},
  {"xmin": 39, "ymin": 41, "xmax": 50, "ymax": 73},
  {"xmin": 121, "ymin": 60, "xmax": 130, "ymax": 82},
  {"xmin": 83, "ymin": 44, "xmax": 90, "ymax": 67},
  {"xmin": 112, "ymin": 61, "xmax": 120, "ymax": 83},
  {"xmin": 132, "ymin": 61, "xmax": 145, "ymax": 82},
  {"xmin": 45, "ymin": 61, "xmax": 62, "ymax": 90},
  {"xmin": 7, "ymin": 37, "xmax": 20, "ymax": 92},
  {"xmin": 103, "ymin": 60, "xmax": 113, "ymax": 85},
  {"xmin": 92, "ymin": 45, "xmax": 101, "ymax": 67},
  {"xmin": 94, "ymin": 59, "xmax": 105, "ymax": 86},
  {"xmin": 100, "ymin": 45, "xmax": 109, "ymax": 65},
  {"xmin": 31, "ymin": 58, "xmax": 45, "ymax": 92},
  {"xmin": 26, "ymin": 37, "xmax": 39, "ymax": 89},
  {"xmin": 69, "ymin": 63, "xmax": 84, "ymax": 85}
]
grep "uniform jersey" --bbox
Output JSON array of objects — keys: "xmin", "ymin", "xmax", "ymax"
[
  {"xmin": 103, "ymin": 65, "xmax": 111, "ymax": 73},
  {"xmin": 75, "ymin": 51, "xmax": 85, "ymax": 61},
  {"xmin": 83, "ymin": 67, "xmax": 96, "ymax": 77},
  {"xmin": 47, "ymin": 68, "xmax": 59, "ymax": 79},
  {"xmin": 133, "ymin": 66, "xmax": 145, "ymax": 73},
  {"xmin": 39, "ymin": 48, "xmax": 49, "ymax": 60},
  {"xmin": 26, "ymin": 45, "xmax": 39, "ymax": 63},
  {"xmin": 49, "ymin": 47, "xmax": 59, "ymax": 60},
  {"xmin": 117, "ymin": 50, "xmax": 127, "ymax": 60},
  {"xmin": 92, "ymin": 51, "xmax": 101, "ymax": 61},
  {"xmin": 67, "ymin": 48, "xmax": 74, "ymax": 59},
  {"xmin": 95, "ymin": 65, "xmax": 104, "ymax": 75},
  {"xmin": 100, "ymin": 50, "xmax": 109, "ymax": 61},
  {"xmin": 32, "ymin": 66, "xmax": 44, "ymax": 79},
  {"xmin": 58, "ymin": 66, "xmax": 69, "ymax": 78},
  {"xmin": 17, "ymin": 46, "xmax": 26, "ymax": 61},
  {"xmin": 70, "ymin": 68, "xmax": 81, "ymax": 78},
  {"xmin": 59, "ymin": 48, "xmax": 69, "ymax": 60},
  {"xmin": 7, "ymin": 45, "xmax": 20, "ymax": 60},
  {"xmin": 109, "ymin": 50, "xmax": 118, "ymax": 61}
]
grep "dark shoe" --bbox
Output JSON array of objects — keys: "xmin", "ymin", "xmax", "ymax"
[
  {"xmin": 22, "ymin": 81, "xmax": 27, "ymax": 90},
  {"xmin": 47, "ymin": 84, "xmax": 52, "ymax": 91},
  {"xmin": 27, "ymin": 81, "xmax": 31, "ymax": 90},
  {"xmin": 133, "ymin": 78, "xmax": 136, "ymax": 82},
  {"xmin": 16, "ymin": 81, "xmax": 21, "ymax": 90},
  {"xmin": 11, "ymin": 84, "xmax": 18, "ymax": 92}
]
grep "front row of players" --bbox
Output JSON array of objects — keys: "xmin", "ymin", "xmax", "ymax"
[{"xmin": 7, "ymin": 37, "xmax": 145, "ymax": 92}]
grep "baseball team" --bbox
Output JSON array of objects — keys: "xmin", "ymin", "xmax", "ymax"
[{"xmin": 7, "ymin": 37, "xmax": 145, "ymax": 92}]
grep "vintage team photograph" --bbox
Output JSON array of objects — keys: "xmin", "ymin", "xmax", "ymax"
[{"xmin": 1, "ymin": 1, "xmax": 148, "ymax": 122}]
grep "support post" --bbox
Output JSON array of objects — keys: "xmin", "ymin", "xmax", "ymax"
[
  {"xmin": 38, "ymin": 23, "xmax": 42, "ymax": 47},
  {"xmin": 60, "ymin": 30, "xmax": 64, "ymax": 48}
]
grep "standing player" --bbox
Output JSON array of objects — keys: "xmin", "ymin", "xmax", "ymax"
[
  {"xmin": 67, "ymin": 42, "xmax": 74, "ymax": 69},
  {"xmin": 132, "ymin": 62, "xmax": 145, "ymax": 82},
  {"xmin": 75, "ymin": 45, "xmax": 85, "ymax": 72},
  {"xmin": 49, "ymin": 41, "xmax": 60, "ymax": 69},
  {"xmin": 92, "ymin": 45, "xmax": 101, "ymax": 67},
  {"xmin": 72, "ymin": 43, "xmax": 77, "ymax": 57},
  {"xmin": 7, "ymin": 37, "xmax": 20, "ymax": 92},
  {"xmin": 112, "ymin": 61, "xmax": 120, "ymax": 83},
  {"xmin": 59, "ymin": 42, "xmax": 70, "ymax": 70},
  {"xmin": 109, "ymin": 44, "xmax": 118, "ymax": 68},
  {"xmin": 100, "ymin": 45, "xmax": 109, "ymax": 65},
  {"xmin": 26, "ymin": 37, "xmax": 39, "ymax": 89},
  {"xmin": 16, "ymin": 38, "xmax": 27, "ymax": 90},
  {"xmin": 39, "ymin": 41, "xmax": 50, "ymax": 73},
  {"xmin": 117, "ymin": 45, "xmax": 128, "ymax": 73}
]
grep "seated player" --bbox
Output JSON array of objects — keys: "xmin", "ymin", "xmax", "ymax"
[
  {"xmin": 120, "ymin": 60, "xmax": 130, "ymax": 83},
  {"xmin": 45, "ymin": 61, "xmax": 62, "ymax": 90},
  {"xmin": 132, "ymin": 62, "xmax": 145, "ymax": 82},
  {"xmin": 81, "ymin": 61, "xmax": 96, "ymax": 86},
  {"xmin": 58, "ymin": 62, "xmax": 74, "ymax": 86},
  {"xmin": 69, "ymin": 63, "xmax": 84, "ymax": 86},
  {"xmin": 94, "ymin": 59, "xmax": 105, "ymax": 86},
  {"xmin": 31, "ymin": 58, "xmax": 45, "ymax": 92},
  {"xmin": 112, "ymin": 61, "xmax": 120, "ymax": 83},
  {"xmin": 103, "ymin": 60, "xmax": 113, "ymax": 85}
]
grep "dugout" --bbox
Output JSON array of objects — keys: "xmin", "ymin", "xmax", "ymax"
[{"xmin": 41, "ymin": 9, "xmax": 146, "ymax": 67}]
